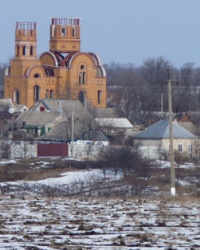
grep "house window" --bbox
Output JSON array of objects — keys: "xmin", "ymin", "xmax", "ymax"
[
  {"xmin": 178, "ymin": 144, "xmax": 183, "ymax": 153},
  {"xmin": 45, "ymin": 90, "xmax": 49, "ymax": 98},
  {"xmin": 188, "ymin": 144, "xmax": 193, "ymax": 153},
  {"xmin": 98, "ymin": 90, "xmax": 102, "ymax": 104}
]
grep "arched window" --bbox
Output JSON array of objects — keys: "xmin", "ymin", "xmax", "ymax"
[
  {"xmin": 79, "ymin": 65, "xmax": 86, "ymax": 84},
  {"xmin": 22, "ymin": 46, "xmax": 27, "ymax": 56},
  {"xmin": 34, "ymin": 85, "xmax": 40, "ymax": 102},
  {"xmin": 34, "ymin": 73, "xmax": 40, "ymax": 78},
  {"xmin": 30, "ymin": 46, "xmax": 33, "ymax": 56},
  {"xmin": 72, "ymin": 26, "xmax": 76, "ymax": 37},
  {"xmin": 79, "ymin": 72, "xmax": 82, "ymax": 85},
  {"xmin": 13, "ymin": 89, "xmax": 20, "ymax": 104},
  {"xmin": 98, "ymin": 90, "xmax": 102, "ymax": 104},
  {"xmin": 83, "ymin": 72, "xmax": 86, "ymax": 84},
  {"xmin": 16, "ymin": 45, "xmax": 20, "ymax": 56},
  {"xmin": 79, "ymin": 91, "xmax": 85, "ymax": 104},
  {"xmin": 61, "ymin": 27, "xmax": 66, "ymax": 36},
  {"xmin": 45, "ymin": 90, "xmax": 49, "ymax": 98},
  {"xmin": 80, "ymin": 65, "xmax": 85, "ymax": 70},
  {"xmin": 50, "ymin": 90, "xmax": 54, "ymax": 98}
]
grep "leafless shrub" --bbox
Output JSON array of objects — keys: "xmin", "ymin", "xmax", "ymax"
[
  {"xmin": 174, "ymin": 151, "xmax": 191, "ymax": 165},
  {"xmin": 99, "ymin": 145, "xmax": 153, "ymax": 179}
]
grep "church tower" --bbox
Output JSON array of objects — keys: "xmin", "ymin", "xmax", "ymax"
[
  {"xmin": 4, "ymin": 22, "xmax": 40, "ymax": 106},
  {"xmin": 49, "ymin": 18, "xmax": 80, "ymax": 53},
  {"xmin": 15, "ymin": 22, "xmax": 37, "ymax": 60}
]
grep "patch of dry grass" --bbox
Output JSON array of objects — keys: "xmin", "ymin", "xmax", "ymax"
[
  {"xmin": 0, "ymin": 158, "xmax": 77, "ymax": 182},
  {"xmin": 0, "ymin": 158, "xmax": 200, "ymax": 198}
]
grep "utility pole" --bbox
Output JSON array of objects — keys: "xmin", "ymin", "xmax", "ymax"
[
  {"xmin": 167, "ymin": 69, "xmax": 176, "ymax": 196},
  {"xmin": 71, "ymin": 110, "xmax": 74, "ymax": 158},
  {"xmin": 161, "ymin": 83, "xmax": 164, "ymax": 116}
]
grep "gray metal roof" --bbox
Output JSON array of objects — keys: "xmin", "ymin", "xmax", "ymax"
[
  {"xmin": 16, "ymin": 111, "xmax": 62, "ymax": 127},
  {"xmin": 95, "ymin": 118, "xmax": 133, "ymax": 129},
  {"xmin": 38, "ymin": 121, "xmax": 69, "ymax": 141},
  {"xmin": 37, "ymin": 99, "xmax": 84, "ymax": 113},
  {"xmin": 134, "ymin": 119, "xmax": 198, "ymax": 139},
  {"xmin": 38, "ymin": 123, "xmax": 109, "ymax": 142},
  {"xmin": 83, "ymin": 129, "xmax": 109, "ymax": 141},
  {"xmin": 95, "ymin": 108, "xmax": 126, "ymax": 118}
]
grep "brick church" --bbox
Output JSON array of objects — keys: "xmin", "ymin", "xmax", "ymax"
[{"xmin": 4, "ymin": 18, "xmax": 107, "ymax": 108}]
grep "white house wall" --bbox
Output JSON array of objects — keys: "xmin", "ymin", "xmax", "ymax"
[
  {"xmin": 135, "ymin": 138, "xmax": 200, "ymax": 159},
  {"xmin": 139, "ymin": 146, "xmax": 160, "ymax": 159},
  {"xmin": 162, "ymin": 138, "xmax": 199, "ymax": 153},
  {"xmin": 11, "ymin": 143, "xmax": 37, "ymax": 159},
  {"xmin": 10, "ymin": 141, "xmax": 107, "ymax": 160},
  {"xmin": 68, "ymin": 143, "xmax": 107, "ymax": 159}
]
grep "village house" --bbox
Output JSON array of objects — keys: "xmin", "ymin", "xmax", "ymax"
[
  {"xmin": 9, "ymin": 98, "xmax": 110, "ymax": 159},
  {"xmin": 94, "ymin": 108, "xmax": 134, "ymax": 143},
  {"xmin": 133, "ymin": 119, "xmax": 199, "ymax": 159}
]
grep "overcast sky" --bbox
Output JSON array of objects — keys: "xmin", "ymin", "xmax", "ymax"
[{"xmin": 1, "ymin": 0, "xmax": 200, "ymax": 68}]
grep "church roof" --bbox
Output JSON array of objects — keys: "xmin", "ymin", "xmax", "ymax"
[{"xmin": 134, "ymin": 119, "xmax": 198, "ymax": 139}]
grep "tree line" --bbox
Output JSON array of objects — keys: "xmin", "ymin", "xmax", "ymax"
[
  {"xmin": 105, "ymin": 57, "xmax": 200, "ymax": 126},
  {"xmin": 0, "ymin": 63, "xmax": 7, "ymax": 98}
]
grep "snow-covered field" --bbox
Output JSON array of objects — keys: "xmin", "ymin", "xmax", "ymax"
[
  {"xmin": 0, "ymin": 196, "xmax": 199, "ymax": 249},
  {"xmin": 0, "ymin": 160, "xmax": 199, "ymax": 249}
]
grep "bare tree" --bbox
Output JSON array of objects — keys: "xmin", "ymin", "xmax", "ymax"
[
  {"xmin": 0, "ymin": 63, "xmax": 7, "ymax": 98},
  {"xmin": 105, "ymin": 57, "xmax": 173, "ymax": 125},
  {"xmin": 99, "ymin": 144, "xmax": 148, "ymax": 179},
  {"xmin": 106, "ymin": 58, "xmax": 200, "ymax": 128}
]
